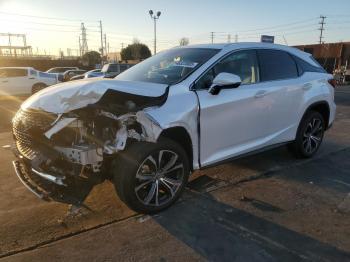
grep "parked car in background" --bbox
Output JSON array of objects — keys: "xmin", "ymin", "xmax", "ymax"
[
  {"xmin": 69, "ymin": 74, "xmax": 85, "ymax": 81},
  {"xmin": 46, "ymin": 67, "xmax": 79, "ymax": 74},
  {"xmin": 11, "ymin": 43, "xmax": 335, "ymax": 213},
  {"xmin": 101, "ymin": 63, "xmax": 134, "ymax": 78},
  {"xmin": 84, "ymin": 69, "xmax": 103, "ymax": 78},
  {"xmin": 59, "ymin": 69, "xmax": 86, "ymax": 82},
  {"xmin": 345, "ymin": 69, "xmax": 350, "ymax": 84},
  {"xmin": 0, "ymin": 67, "xmax": 59, "ymax": 95},
  {"xmin": 70, "ymin": 69, "xmax": 102, "ymax": 81}
]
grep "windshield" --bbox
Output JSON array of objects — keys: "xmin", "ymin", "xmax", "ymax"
[
  {"xmin": 102, "ymin": 64, "xmax": 118, "ymax": 73},
  {"xmin": 116, "ymin": 48, "xmax": 219, "ymax": 85}
]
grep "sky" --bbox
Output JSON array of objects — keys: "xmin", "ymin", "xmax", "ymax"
[{"xmin": 0, "ymin": 0, "xmax": 350, "ymax": 56}]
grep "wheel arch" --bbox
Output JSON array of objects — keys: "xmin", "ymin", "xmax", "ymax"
[
  {"xmin": 158, "ymin": 127, "xmax": 194, "ymax": 171},
  {"xmin": 31, "ymin": 82, "xmax": 48, "ymax": 94},
  {"xmin": 303, "ymin": 101, "xmax": 330, "ymax": 129},
  {"xmin": 32, "ymin": 82, "xmax": 47, "ymax": 87}
]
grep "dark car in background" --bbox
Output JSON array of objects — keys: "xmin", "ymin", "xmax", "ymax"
[
  {"xmin": 101, "ymin": 63, "xmax": 134, "ymax": 78},
  {"xmin": 84, "ymin": 69, "xmax": 103, "ymax": 78},
  {"xmin": 59, "ymin": 69, "xmax": 86, "ymax": 82},
  {"xmin": 69, "ymin": 69, "xmax": 103, "ymax": 81}
]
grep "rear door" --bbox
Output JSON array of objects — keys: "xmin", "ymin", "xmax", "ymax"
[{"xmin": 255, "ymin": 49, "xmax": 302, "ymax": 144}]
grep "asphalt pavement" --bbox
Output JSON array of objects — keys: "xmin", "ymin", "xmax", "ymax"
[{"xmin": 0, "ymin": 87, "xmax": 349, "ymax": 261}]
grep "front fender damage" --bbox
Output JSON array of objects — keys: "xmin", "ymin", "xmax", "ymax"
[{"xmin": 99, "ymin": 110, "xmax": 163, "ymax": 154}]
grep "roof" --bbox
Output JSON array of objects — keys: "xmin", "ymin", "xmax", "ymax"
[
  {"xmin": 181, "ymin": 42, "xmax": 302, "ymax": 52},
  {"xmin": 178, "ymin": 42, "xmax": 314, "ymax": 65},
  {"xmin": 0, "ymin": 67, "xmax": 33, "ymax": 70}
]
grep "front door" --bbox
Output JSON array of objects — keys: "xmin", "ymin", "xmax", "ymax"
[
  {"xmin": 195, "ymin": 50, "xmax": 271, "ymax": 167},
  {"xmin": 1, "ymin": 68, "xmax": 32, "ymax": 95}
]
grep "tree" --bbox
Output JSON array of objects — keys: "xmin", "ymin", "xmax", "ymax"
[
  {"xmin": 81, "ymin": 51, "xmax": 101, "ymax": 67},
  {"xmin": 121, "ymin": 42, "xmax": 151, "ymax": 61},
  {"xmin": 179, "ymin": 37, "xmax": 189, "ymax": 46}
]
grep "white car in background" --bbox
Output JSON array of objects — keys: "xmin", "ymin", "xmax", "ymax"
[{"xmin": 0, "ymin": 67, "xmax": 59, "ymax": 95}]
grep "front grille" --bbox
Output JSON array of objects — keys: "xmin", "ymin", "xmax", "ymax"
[{"xmin": 13, "ymin": 109, "xmax": 58, "ymax": 160}]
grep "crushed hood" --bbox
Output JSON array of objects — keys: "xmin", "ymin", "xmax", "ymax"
[{"xmin": 21, "ymin": 78, "xmax": 169, "ymax": 114}]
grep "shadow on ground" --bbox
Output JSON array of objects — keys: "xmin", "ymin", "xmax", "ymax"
[{"xmin": 155, "ymin": 191, "xmax": 350, "ymax": 262}]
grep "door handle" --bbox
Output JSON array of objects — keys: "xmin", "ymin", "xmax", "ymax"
[
  {"xmin": 1, "ymin": 80, "xmax": 8, "ymax": 83},
  {"xmin": 255, "ymin": 90, "xmax": 267, "ymax": 98},
  {"xmin": 28, "ymin": 77, "xmax": 35, "ymax": 80},
  {"xmin": 302, "ymin": 83, "xmax": 312, "ymax": 91}
]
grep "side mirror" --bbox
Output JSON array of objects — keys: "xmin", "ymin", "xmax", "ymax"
[{"xmin": 208, "ymin": 72, "xmax": 242, "ymax": 95}]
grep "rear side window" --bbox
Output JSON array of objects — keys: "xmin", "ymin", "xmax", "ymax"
[
  {"xmin": 107, "ymin": 64, "xmax": 119, "ymax": 72},
  {"xmin": 39, "ymin": 72, "xmax": 56, "ymax": 79},
  {"xmin": 119, "ymin": 64, "xmax": 128, "ymax": 72},
  {"xmin": 5, "ymin": 69, "xmax": 27, "ymax": 77},
  {"xmin": 29, "ymin": 69, "xmax": 37, "ymax": 76},
  {"xmin": 257, "ymin": 50, "xmax": 298, "ymax": 81},
  {"xmin": 292, "ymin": 55, "xmax": 326, "ymax": 75}
]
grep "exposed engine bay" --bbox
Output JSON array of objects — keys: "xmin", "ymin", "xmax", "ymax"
[{"xmin": 12, "ymin": 87, "xmax": 168, "ymax": 205}]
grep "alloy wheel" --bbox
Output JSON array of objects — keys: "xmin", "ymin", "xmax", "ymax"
[
  {"xmin": 134, "ymin": 150, "xmax": 185, "ymax": 207},
  {"xmin": 302, "ymin": 117, "xmax": 323, "ymax": 154}
]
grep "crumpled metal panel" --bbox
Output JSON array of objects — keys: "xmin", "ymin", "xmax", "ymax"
[{"xmin": 21, "ymin": 78, "xmax": 169, "ymax": 114}]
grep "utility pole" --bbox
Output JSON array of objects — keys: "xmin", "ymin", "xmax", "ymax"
[
  {"xmin": 149, "ymin": 10, "xmax": 161, "ymax": 55},
  {"xmin": 227, "ymin": 34, "xmax": 231, "ymax": 43},
  {"xmin": 210, "ymin": 32, "xmax": 214, "ymax": 44},
  {"xmin": 319, "ymin": 15, "xmax": 326, "ymax": 44},
  {"xmin": 235, "ymin": 34, "xmax": 238, "ymax": 43},
  {"xmin": 104, "ymin": 33, "xmax": 107, "ymax": 56},
  {"xmin": 78, "ymin": 36, "xmax": 81, "ymax": 56},
  {"xmin": 99, "ymin": 20, "xmax": 104, "ymax": 58},
  {"xmin": 80, "ymin": 23, "xmax": 88, "ymax": 55},
  {"xmin": 8, "ymin": 34, "xmax": 12, "ymax": 55}
]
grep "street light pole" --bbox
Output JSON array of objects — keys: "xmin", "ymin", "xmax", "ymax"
[{"xmin": 149, "ymin": 10, "xmax": 161, "ymax": 55}]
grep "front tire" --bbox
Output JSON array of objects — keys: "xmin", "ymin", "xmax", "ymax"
[
  {"xmin": 290, "ymin": 111, "xmax": 325, "ymax": 158},
  {"xmin": 112, "ymin": 138, "xmax": 190, "ymax": 213}
]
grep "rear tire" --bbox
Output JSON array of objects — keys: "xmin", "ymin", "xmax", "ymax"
[
  {"xmin": 112, "ymin": 138, "xmax": 190, "ymax": 213},
  {"xmin": 289, "ymin": 111, "xmax": 325, "ymax": 158},
  {"xmin": 32, "ymin": 83, "xmax": 47, "ymax": 94}
]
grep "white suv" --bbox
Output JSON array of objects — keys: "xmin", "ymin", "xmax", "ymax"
[
  {"xmin": 12, "ymin": 43, "xmax": 336, "ymax": 213},
  {"xmin": 0, "ymin": 67, "xmax": 59, "ymax": 95}
]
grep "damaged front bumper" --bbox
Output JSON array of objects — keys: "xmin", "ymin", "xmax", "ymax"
[
  {"xmin": 13, "ymin": 160, "xmax": 50, "ymax": 201},
  {"xmin": 11, "ymin": 107, "xmax": 164, "ymax": 205},
  {"xmin": 12, "ymin": 152, "xmax": 98, "ymax": 205}
]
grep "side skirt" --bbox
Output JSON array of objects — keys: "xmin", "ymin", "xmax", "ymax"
[{"xmin": 199, "ymin": 141, "xmax": 292, "ymax": 171}]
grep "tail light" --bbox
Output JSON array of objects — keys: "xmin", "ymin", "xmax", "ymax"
[{"xmin": 328, "ymin": 78, "xmax": 336, "ymax": 88}]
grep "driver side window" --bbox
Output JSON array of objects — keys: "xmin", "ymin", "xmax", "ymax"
[{"xmin": 196, "ymin": 50, "xmax": 259, "ymax": 89}]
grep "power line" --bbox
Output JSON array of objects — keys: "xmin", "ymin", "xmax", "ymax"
[
  {"xmin": 0, "ymin": 11, "xmax": 97, "ymax": 22},
  {"xmin": 0, "ymin": 18, "xmax": 83, "ymax": 28},
  {"xmin": 20, "ymin": 27, "xmax": 80, "ymax": 33},
  {"xmin": 222, "ymin": 22, "xmax": 318, "ymax": 38},
  {"xmin": 234, "ymin": 17, "xmax": 318, "ymax": 33}
]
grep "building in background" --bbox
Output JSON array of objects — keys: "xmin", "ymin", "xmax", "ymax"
[{"xmin": 294, "ymin": 42, "xmax": 350, "ymax": 73}]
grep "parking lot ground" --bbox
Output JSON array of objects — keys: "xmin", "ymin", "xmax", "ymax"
[{"xmin": 0, "ymin": 87, "xmax": 350, "ymax": 261}]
